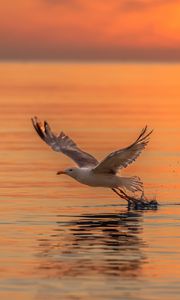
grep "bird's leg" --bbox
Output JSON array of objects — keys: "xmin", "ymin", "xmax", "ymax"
[
  {"xmin": 112, "ymin": 187, "xmax": 158, "ymax": 209},
  {"xmin": 111, "ymin": 188, "xmax": 129, "ymax": 202},
  {"xmin": 117, "ymin": 188, "xmax": 129, "ymax": 198},
  {"xmin": 117, "ymin": 188, "xmax": 136, "ymax": 200},
  {"xmin": 116, "ymin": 188, "xmax": 138, "ymax": 206},
  {"xmin": 111, "ymin": 188, "xmax": 121, "ymax": 197},
  {"xmin": 117, "ymin": 188, "xmax": 151, "ymax": 208}
]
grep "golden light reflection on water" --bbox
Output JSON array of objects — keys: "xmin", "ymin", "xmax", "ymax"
[{"xmin": 0, "ymin": 63, "xmax": 180, "ymax": 300}]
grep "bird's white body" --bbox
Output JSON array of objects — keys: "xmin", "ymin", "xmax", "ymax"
[
  {"xmin": 64, "ymin": 167, "xmax": 142, "ymax": 192},
  {"xmin": 70, "ymin": 167, "xmax": 120, "ymax": 188}
]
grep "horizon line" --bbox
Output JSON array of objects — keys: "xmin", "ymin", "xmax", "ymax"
[{"xmin": 0, "ymin": 58, "xmax": 180, "ymax": 64}]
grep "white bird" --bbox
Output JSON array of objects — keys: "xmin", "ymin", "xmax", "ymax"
[{"xmin": 31, "ymin": 117, "xmax": 153, "ymax": 201}]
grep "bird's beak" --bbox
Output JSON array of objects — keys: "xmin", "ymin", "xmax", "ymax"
[{"xmin": 56, "ymin": 170, "xmax": 66, "ymax": 175}]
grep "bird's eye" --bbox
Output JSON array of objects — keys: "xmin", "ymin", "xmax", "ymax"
[{"xmin": 69, "ymin": 169, "xmax": 73, "ymax": 172}]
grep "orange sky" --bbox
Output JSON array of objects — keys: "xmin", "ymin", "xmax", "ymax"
[{"xmin": 0, "ymin": 0, "xmax": 180, "ymax": 60}]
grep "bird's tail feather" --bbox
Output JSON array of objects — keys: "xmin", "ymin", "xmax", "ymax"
[{"xmin": 119, "ymin": 176, "xmax": 143, "ymax": 192}]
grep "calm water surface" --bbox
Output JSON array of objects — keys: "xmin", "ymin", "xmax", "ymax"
[{"xmin": 0, "ymin": 63, "xmax": 180, "ymax": 299}]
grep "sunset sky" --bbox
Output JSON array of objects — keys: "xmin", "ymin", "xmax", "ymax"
[{"xmin": 1, "ymin": 0, "xmax": 180, "ymax": 60}]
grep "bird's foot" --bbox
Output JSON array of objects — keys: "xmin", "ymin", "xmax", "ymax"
[{"xmin": 116, "ymin": 188, "xmax": 159, "ymax": 210}]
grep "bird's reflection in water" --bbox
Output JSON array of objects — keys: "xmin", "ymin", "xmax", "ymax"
[{"xmin": 37, "ymin": 209, "xmax": 147, "ymax": 279}]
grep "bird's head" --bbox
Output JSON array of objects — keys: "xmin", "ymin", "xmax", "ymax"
[{"xmin": 57, "ymin": 167, "xmax": 79, "ymax": 179}]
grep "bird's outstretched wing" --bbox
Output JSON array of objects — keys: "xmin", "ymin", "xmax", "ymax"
[
  {"xmin": 93, "ymin": 126, "xmax": 153, "ymax": 174},
  {"xmin": 31, "ymin": 117, "xmax": 98, "ymax": 168}
]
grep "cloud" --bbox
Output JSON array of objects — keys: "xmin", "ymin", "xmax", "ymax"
[
  {"xmin": 43, "ymin": 0, "xmax": 74, "ymax": 4},
  {"xmin": 121, "ymin": 0, "xmax": 178, "ymax": 11},
  {"xmin": 121, "ymin": 0, "xmax": 147, "ymax": 11},
  {"xmin": 42, "ymin": 0, "xmax": 179, "ymax": 13},
  {"xmin": 42, "ymin": 0, "xmax": 81, "ymax": 8}
]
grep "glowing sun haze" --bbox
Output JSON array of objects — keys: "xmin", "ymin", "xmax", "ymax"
[{"xmin": 1, "ymin": 0, "xmax": 180, "ymax": 60}]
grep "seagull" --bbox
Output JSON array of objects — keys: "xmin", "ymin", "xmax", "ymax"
[{"xmin": 31, "ymin": 117, "xmax": 153, "ymax": 202}]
